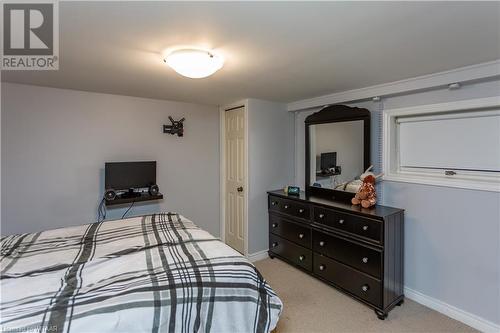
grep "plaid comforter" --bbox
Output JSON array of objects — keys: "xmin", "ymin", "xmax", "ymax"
[{"xmin": 0, "ymin": 213, "xmax": 282, "ymax": 333}]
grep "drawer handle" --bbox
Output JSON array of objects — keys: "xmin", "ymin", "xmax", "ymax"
[
  {"xmin": 271, "ymin": 201, "xmax": 278, "ymax": 206},
  {"xmin": 361, "ymin": 284, "xmax": 370, "ymax": 292},
  {"xmin": 319, "ymin": 264, "xmax": 325, "ymax": 271},
  {"xmin": 272, "ymin": 223, "xmax": 278, "ymax": 228},
  {"xmin": 298, "ymin": 233, "xmax": 304, "ymax": 239},
  {"xmin": 299, "ymin": 255, "xmax": 305, "ymax": 261},
  {"xmin": 272, "ymin": 242, "xmax": 278, "ymax": 248},
  {"xmin": 319, "ymin": 213, "xmax": 325, "ymax": 219},
  {"xmin": 362, "ymin": 257, "xmax": 369, "ymax": 264},
  {"xmin": 284, "ymin": 205, "xmax": 289, "ymax": 209},
  {"xmin": 362, "ymin": 225, "xmax": 369, "ymax": 231},
  {"xmin": 319, "ymin": 241, "xmax": 325, "ymax": 247},
  {"xmin": 299, "ymin": 208, "xmax": 304, "ymax": 213},
  {"xmin": 338, "ymin": 219, "xmax": 345, "ymax": 224}
]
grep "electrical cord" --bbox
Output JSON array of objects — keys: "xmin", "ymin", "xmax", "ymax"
[
  {"xmin": 121, "ymin": 200, "xmax": 135, "ymax": 219},
  {"xmin": 98, "ymin": 195, "xmax": 135, "ymax": 221},
  {"xmin": 97, "ymin": 197, "xmax": 107, "ymax": 222}
]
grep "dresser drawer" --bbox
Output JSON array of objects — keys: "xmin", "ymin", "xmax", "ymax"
[
  {"xmin": 269, "ymin": 234, "xmax": 312, "ymax": 271},
  {"xmin": 351, "ymin": 216, "xmax": 382, "ymax": 243},
  {"xmin": 313, "ymin": 253, "xmax": 382, "ymax": 307},
  {"xmin": 269, "ymin": 196, "xmax": 310, "ymax": 220},
  {"xmin": 270, "ymin": 214, "xmax": 311, "ymax": 248},
  {"xmin": 269, "ymin": 196, "xmax": 283, "ymax": 212},
  {"xmin": 313, "ymin": 206, "xmax": 353, "ymax": 233},
  {"xmin": 313, "ymin": 230, "xmax": 381, "ymax": 278},
  {"xmin": 314, "ymin": 206, "xmax": 382, "ymax": 243}
]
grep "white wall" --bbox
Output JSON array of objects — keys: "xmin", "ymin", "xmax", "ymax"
[
  {"xmin": 293, "ymin": 79, "xmax": 500, "ymax": 328},
  {"xmin": 247, "ymin": 99, "xmax": 294, "ymax": 254},
  {"xmin": 1, "ymin": 83, "xmax": 220, "ymax": 236}
]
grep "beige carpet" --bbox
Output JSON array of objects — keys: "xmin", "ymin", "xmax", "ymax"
[{"xmin": 255, "ymin": 258, "xmax": 477, "ymax": 333}]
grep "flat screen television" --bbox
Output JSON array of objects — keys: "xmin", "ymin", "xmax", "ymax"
[
  {"xmin": 320, "ymin": 152, "xmax": 337, "ymax": 170},
  {"xmin": 105, "ymin": 161, "xmax": 156, "ymax": 191}
]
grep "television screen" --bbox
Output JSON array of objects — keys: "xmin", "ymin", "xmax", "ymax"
[
  {"xmin": 105, "ymin": 161, "xmax": 156, "ymax": 190},
  {"xmin": 320, "ymin": 152, "xmax": 337, "ymax": 170}
]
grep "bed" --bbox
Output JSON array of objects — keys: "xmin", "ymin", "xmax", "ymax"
[{"xmin": 0, "ymin": 213, "xmax": 282, "ymax": 333}]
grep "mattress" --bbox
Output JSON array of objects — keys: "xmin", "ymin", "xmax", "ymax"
[{"xmin": 0, "ymin": 213, "xmax": 282, "ymax": 333}]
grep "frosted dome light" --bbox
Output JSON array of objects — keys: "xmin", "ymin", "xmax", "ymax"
[{"xmin": 164, "ymin": 48, "xmax": 224, "ymax": 79}]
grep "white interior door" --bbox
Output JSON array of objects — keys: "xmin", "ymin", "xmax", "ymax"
[{"xmin": 224, "ymin": 107, "xmax": 246, "ymax": 254}]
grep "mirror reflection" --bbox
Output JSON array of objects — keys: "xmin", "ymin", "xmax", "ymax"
[{"xmin": 309, "ymin": 120, "xmax": 364, "ymax": 192}]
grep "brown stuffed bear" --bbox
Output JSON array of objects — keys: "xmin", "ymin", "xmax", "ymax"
[{"xmin": 352, "ymin": 173, "xmax": 381, "ymax": 208}]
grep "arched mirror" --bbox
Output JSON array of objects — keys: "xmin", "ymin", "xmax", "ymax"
[{"xmin": 305, "ymin": 104, "xmax": 371, "ymax": 202}]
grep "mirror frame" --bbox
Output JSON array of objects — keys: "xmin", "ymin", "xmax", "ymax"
[{"xmin": 305, "ymin": 104, "xmax": 371, "ymax": 202}]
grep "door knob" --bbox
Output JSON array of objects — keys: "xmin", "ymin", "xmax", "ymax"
[{"xmin": 237, "ymin": 186, "xmax": 243, "ymax": 192}]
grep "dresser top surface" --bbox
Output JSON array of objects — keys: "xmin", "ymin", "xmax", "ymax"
[{"xmin": 268, "ymin": 190, "xmax": 404, "ymax": 219}]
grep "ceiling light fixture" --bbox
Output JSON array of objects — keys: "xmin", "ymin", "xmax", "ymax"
[{"xmin": 163, "ymin": 48, "xmax": 224, "ymax": 79}]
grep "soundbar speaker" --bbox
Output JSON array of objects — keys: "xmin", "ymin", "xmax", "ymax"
[
  {"xmin": 104, "ymin": 189, "xmax": 116, "ymax": 201},
  {"xmin": 149, "ymin": 184, "xmax": 159, "ymax": 196}
]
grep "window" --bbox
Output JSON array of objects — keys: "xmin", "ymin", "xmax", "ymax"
[{"xmin": 383, "ymin": 97, "xmax": 500, "ymax": 192}]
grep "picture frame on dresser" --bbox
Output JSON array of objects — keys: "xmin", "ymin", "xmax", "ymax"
[{"xmin": 268, "ymin": 104, "xmax": 404, "ymax": 320}]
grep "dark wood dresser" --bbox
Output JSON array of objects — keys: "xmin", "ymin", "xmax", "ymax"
[{"xmin": 268, "ymin": 190, "xmax": 404, "ymax": 319}]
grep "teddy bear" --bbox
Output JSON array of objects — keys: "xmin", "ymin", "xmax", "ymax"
[{"xmin": 351, "ymin": 166, "xmax": 382, "ymax": 208}]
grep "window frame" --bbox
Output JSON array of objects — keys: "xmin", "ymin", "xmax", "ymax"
[{"xmin": 383, "ymin": 96, "xmax": 500, "ymax": 192}]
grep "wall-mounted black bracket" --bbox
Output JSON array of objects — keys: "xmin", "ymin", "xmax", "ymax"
[{"xmin": 163, "ymin": 116, "xmax": 185, "ymax": 137}]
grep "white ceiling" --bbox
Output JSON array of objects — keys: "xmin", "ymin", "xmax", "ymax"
[{"xmin": 2, "ymin": 1, "xmax": 499, "ymax": 106}]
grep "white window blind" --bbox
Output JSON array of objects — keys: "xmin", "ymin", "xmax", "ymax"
[{"xmin": 397, "ymin": 110, "xmax": 500, "ymax": 173}]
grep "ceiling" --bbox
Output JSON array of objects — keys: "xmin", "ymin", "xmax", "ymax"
[{"xmin": 2, "ymin": 1, "xmax": 499, "ymax": 106}]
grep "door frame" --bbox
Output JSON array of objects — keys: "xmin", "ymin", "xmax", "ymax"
[{"xmin": 219, "ymin": 100, "xmax": 249, "ymax": 256}]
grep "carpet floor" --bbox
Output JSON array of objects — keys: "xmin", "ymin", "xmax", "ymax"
[{"xmin": 254, "ymin": 258, "xmax": 477, "ymax": 333}]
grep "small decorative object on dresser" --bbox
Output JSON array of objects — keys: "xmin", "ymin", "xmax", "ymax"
[
  {"xmin": 352, "ymin": 166, "xmax": 383, "ymax": 208},
  {"xmin": 284, "ymin": 185, "xmax": 301, "ymax": 196},
  {"xmin": 268, "ymin": 190, "xmax": 404, "ymax": 320}
]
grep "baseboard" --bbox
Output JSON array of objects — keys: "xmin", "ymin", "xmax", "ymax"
[
  {"xmin": 404, "ymin": 287, "xmax": 499, "ymax": 333},
  {"xmin": 247, "ymin": 249, "xmax": 269, "ymax": 262}
]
